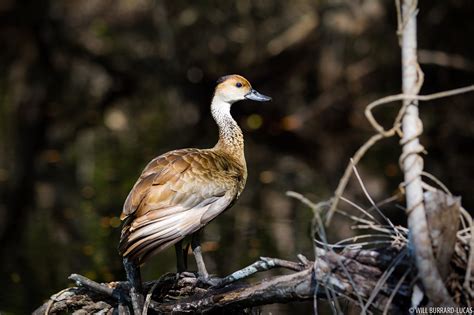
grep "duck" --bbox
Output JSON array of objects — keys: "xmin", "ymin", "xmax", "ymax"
[{"xmin": 119, "ymin": 74, "xmax": 271, "ymax": 293}]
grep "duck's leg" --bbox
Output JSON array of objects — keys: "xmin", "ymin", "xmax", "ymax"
[
  {"xmin": 191, "ymin": 232, "xmax": 222, "ymax": 286},
  {"xmin": 123, "ymin": 257, "xmax": 144, "ymax": 313},
  {"xmin": 123, "ymin": 257, "xmax": 143, "ymax": 292},
  {"xmin": 176, "ymin": 240, "xmax": 195, "ymax": 278},
  {"xmin": 191, "ymin": 232, "xmax": 209, "ymax": 278},
  {"xmin": 183, "ymin": 242, "xmax": 190, "ymax": 270},
  {"xmin": 175, "ymin": 240, "xmax": 186, "ymax": 273}
]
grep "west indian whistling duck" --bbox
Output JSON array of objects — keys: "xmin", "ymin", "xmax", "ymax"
[{"xmin": 119, "ymin": 75, "xmax": 271, "ymax": 298}]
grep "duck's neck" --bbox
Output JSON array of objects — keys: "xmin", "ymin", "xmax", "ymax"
[{"xmin": 211, "ymin": 96, "xmax": 244, "ymax": 160}]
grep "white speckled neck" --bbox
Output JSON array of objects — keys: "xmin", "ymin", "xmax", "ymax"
[{"xmin": 211, "ymin": 95, "xmax": 244, "ymax": 157}]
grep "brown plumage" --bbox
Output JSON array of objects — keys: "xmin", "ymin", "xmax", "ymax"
[
  {"xmin": 119, "ymin": 148, "xmax": 246, "ymax": 264},
  {"xmin": 119, "ymin": 75, "xmax": 270, "ymax": 282}
]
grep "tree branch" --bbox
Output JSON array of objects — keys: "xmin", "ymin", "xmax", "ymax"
[
  {"xmin": 398, "ymin": 0, "xmax": 454, "ymax": 306},
  {"xmin": 34, "ymin": 248, "xmax": 412, "ymax": 314}
]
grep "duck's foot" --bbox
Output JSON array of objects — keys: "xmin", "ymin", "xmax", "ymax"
[
  {"xmin": 176, "ymin": 271, "xmax": 225, "ymax": 289},
  {"xmin": 178, "ymin": 271, "xmax": 197, "ymax": 279},
  {"xmin": 195, "ymin": 274, "xmax": 224, "ymax": 288},
  {"xmin": 175, "ymin": 271, "xmax": 199, "ymax": 287}
]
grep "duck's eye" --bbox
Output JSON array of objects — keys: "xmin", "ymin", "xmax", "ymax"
[{"xmin": 236, "ymin": 82, "xmax": 243, "ymax": 88}]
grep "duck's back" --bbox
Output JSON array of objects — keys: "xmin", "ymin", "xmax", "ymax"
[{"xmin": 119, "ymin": 148, "xmax": 247, "ymax": 264}]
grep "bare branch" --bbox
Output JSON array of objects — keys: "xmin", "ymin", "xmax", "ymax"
[
  {"xmin": 34, "ymin": 249, "xmax": 411, "ymax": 314},
  {"xmin": 326, "ymin": 83, "xmax": 474, "ymax": 225},
  {"xmin": 325, "ymin": 133, "xmax": 389, "ymax": 224},
  {"xmin": 399, "ymin": 0, "xmax": 454, "ymax": 306},
  {"xmin": 365, "ymin": 84, "xmax": 474, "ymax": 136}
]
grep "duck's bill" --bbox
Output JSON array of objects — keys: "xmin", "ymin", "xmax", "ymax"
[{"xmin": 245, "ymin": 89, "xmax": 272, "ymax": 102}]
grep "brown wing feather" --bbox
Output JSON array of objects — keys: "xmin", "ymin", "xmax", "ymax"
[
  {"xmin": 120, "ymin": 149, "xmax": 196, "ymax": 220},
  {"xmin": 119, "ymin": 148, "xmax": 246, "ymax": 264}
]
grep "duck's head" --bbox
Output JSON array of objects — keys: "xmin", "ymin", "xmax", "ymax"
[{"xmin": 214, "ymin": 74, "xmax": 271, "ymax": 104}]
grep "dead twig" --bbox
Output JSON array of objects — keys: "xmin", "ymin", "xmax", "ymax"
[
  {"xmin": 326, "ymin": 84, "xmax": 474, "ymax": 225},
  {"xmin": 142, "ymin": 282, "xmax": 159, "ymax": 315},
  {"xmin": 68, "ymin": 274, "xmax": 119, "ymax": 299},
  {"xmin": 326, "ymin": 133, "xmax": 389, "ymax": 224}
]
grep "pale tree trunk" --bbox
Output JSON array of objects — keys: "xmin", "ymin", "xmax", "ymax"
[{"xmin": 399, "ymin": 0, "xmax": 454, "ymax": 306}]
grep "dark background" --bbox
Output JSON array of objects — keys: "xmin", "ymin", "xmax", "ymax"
[{"xmin": 0, "ymin": 1, "xmax": 473, "ymax": 314}]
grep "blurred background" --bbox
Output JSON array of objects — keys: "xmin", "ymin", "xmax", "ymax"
[{"xmin": 0, "ymin": 0, "xmax": 473, "ymax": 314}]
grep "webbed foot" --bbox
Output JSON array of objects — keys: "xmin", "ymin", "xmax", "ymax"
[
  {"xmin": 195, "ymin": 274, "xmax": 224, "ymax": 288},
  {"xmin": 178, "ymin": 271, "xmax": 197, "ymax": 279}
]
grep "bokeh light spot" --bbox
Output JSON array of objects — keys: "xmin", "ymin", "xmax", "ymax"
[
  {"xmin": 109, "ymin": 216, "xmax": 122, "ymax": 228},
  {"xmin": 247, "ymin": 114, "xmax": 263, "ymax": 130},
  {"xmin": 11, "ymin": 272, "xmax": 21, "ymax": 284},
  {"xmin": 281, "ymin": 115, "xmax": 302, "ymax": 131},
  {"xmin": 104, "ymin": 108, "xmax": 128, "ymax": 131},
  {"xmin": 179, "ymin": 8, "xmax": 198, "ymax": 26},
  {"xmin": 259, "ymin": 170, "xmax": 275, "ymax": 184}
]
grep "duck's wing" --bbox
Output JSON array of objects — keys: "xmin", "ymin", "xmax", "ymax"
[{"xmin": 119, "ymin": 148, "xmax": 244, "ymax": 264}]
